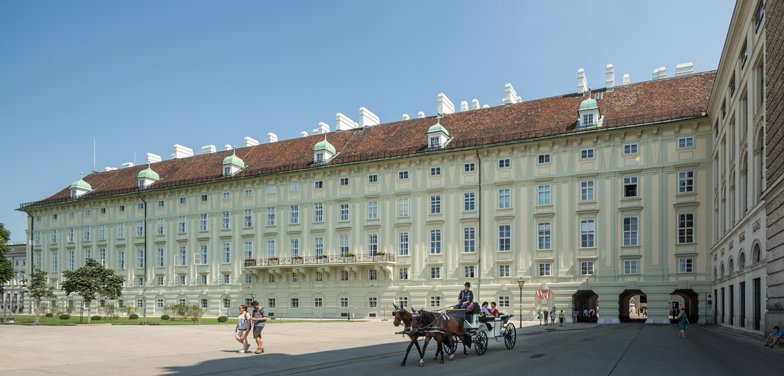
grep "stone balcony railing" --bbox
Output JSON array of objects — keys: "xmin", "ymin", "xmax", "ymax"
[{"xmin": 243, "ymin": 253, "xmax": 395, "ymax": 268}]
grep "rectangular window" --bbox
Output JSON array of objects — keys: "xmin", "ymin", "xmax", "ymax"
[
  {"xmin": 398, "ymin": 171, "xmax": 409, "ymax": 180},
  {"xmin": 498, "ymin": 188, "xmax": 511, "ymax": 209},
  {"xmin": 464, "ymin": 227, "xmax": 476, "ymax": 253},
  {"xmin": 67, "ymin": 228, "xmax": 74, "ymax": 243},
  {"xmin": 623, "ymin": 144, "xmax": 639, "ymax": 155},
  {"xmin": 98, "ymin": 225, "xmax": 106, "ymax": 241},
  {"xmin": 583, "ymin": 113, "xmax": 594, "ymax": 125},
  {"xmin": 499, "ymin": 264, "xmax": 510, "ymax": 277},
  {"xmin": 368, "ymin": 269, "xmax": 378, "ymax": 280},
  {"xmin": 678, "ymin": 258, "xmax": 694, "ymax": 273},
  {"xmin": 243, "ymin": 241, "xmax": 253, "ymax": 259},
  {"xmin": 397, "ymin": 198, "xmax": 410, "ymax": 217},
  {"xmin": 464, "ymin": 265, "xmax": 475, "ymax": 278},
  {"xmin": 156, "ymin": 248, "xmax": 165, "ymax": 267},
  {"xmin": 83, "ymin": 227, "xmax": 91, "ymax": 242},
  {"xmin": 430, "ymin": 266, "xmax": 441, "ymax": 279},
  {"xmin": 367, "ymin": 233, "xmax": 378, "ymax": 256},
  {"xmin": 289, "ymin": 182, "xmax": 300, "ymax": 192},
  {"xmin": 537, "ymin": 222, "xmax": 552, "ymax": 250},
  {"xmin": 339, "ymin": 177, "xmax": 349, "ymax": 186},
  {"xmin": 313, "ymin": 203, "xmax": 324, "ymax": 223},
  {"xmin": 580, "ymin": 180, "xmax": 595, "ymax": 201},
  {"xmin": 367, "ymin": 200, "xmax": 378, "ymax": 220},
  {"xmin": 623, "ymin": 217, "xmax": 639, "ymax": 246},
  {"xmin": 340, "ymin": 298, "xmax": 348, "ymax": 308},
  {"xmin": 200, "ymin": 194, "xmax": 208, "ymax": 202},
  {"xmin": 537, "ymin": 184, "xmax": 552, "ymax": 206},
  {"xmin": 754, "ymin": 0, "xmax": 765, "ymax": 32},
  {"xmin": 290, "ymin": 298, "xmax": 299, "ymax": 308},
  {"xmin": 498, "ymin": 158, "xmax": 510, "ymax": 168},
  {"xmin": 398, "ymin": 232, "xmax": 409, "ymax": 256},
  {"xmin": 538, "ymin": 263, "xmax": 552, "ymax": 276},
  {"xmin": 464, "ymin": 163, "xmax": 475, "ymax": 172},
  {"xmin": 678, "ymin": 171, "xmax": 695, "ymax": 193},
  {"xmin": 98, "ymin": 248, "xmax": 106, "ymax": 266},
  {"xmin": 178, "ymin": 216, "xmax": 186, "ymax": 233},
  {"xmin": 498, "ymin": 296, "xmax": 510, "ymax": 307},
  {"xmin": 538, "ymin": 154, "xmax": 551, "ymax": 164},
  {"xmin": 83, "ymin": 249, "xmax": 92, "ymax": 264},
  {"xmin": 677, "ymin": 213, "xmax": 694, "ymax": 244},
  {"xmin": 314, "ymin": 237, "xmax": 324, "ymax": 258},
  {"xmin": 199, "ymin": 214, "xmax": 208, "ymax": 231},
  {"xmin": 368, "ymin": 174, "xmax": 378, "ymax": 183},
  {"xmin": 178, "ymin": 275, "xmax": 186, "ymax": 286},
  {"xmin": 244, "ymin": 189, "xmax": 253, "ymax": 198},
  {"xmin": 464, "ymin": 192, "xmax": 476, "ymax": 212},
  {"xmin": 266, "ymin": 185, "xmax": 277, "ymax": 194},
  {"xmin": 290, "ymin": 205, "xmax": 299, "ymax": 224},
  {"xmin": 315, "ymin": 271, "xmax": 323, "ymax": 282},
  {"xmin": 221, "ymin": 211, "xmax": 231, "ymax": 230},
  {"xmin": 430, "ymin": 167, "xmax": 441, "ymax": 176},
  {"xmin": 177, "ymin": 246, "xmax": 187, "ymax": 266},
  {"xmin": 244, "ymin": 209, "xmax": 253, "ymax": 228},
  {"xmin": 180, "ymin": 197, "xmax": 187, "ymax": 205},
  {"xmin": 290, "ymin": 238, "xmax": 299, "ymax": 257},
  {"xmin": 580, "ymin": 149, "xmax": 594, "ymax": 159},
  {"xmin": 118, "ymin": 250, "xmax": 126, "ymax": 269},
  {"xmin": 156, "ymin": 219, "xmax": 165, "ymax": 236},
  {"xmin": 398, "ymin": 267, "xmax": 409, "ymax": 280},
  {"xmin": 50, "ymin": 229, "xmax": 57, "ymax": 244},
  {"xmin": 201, "ymin": 298, "xmax": 208, "ymax": 308},
  {"xmin": 221, "ymin": 191, "xmax": 230, "ymax": 201},
  {"xmin": 339, "ymin": 203, "xmax": 350, "ymax": 221},
  {"xmin": 314, "ymin": 297, "xmax": 323, "ymax": 307},
  {"xmin": 429, "ymin": 136, "xmax": 441, "ymax": 148},
  {"xmin": 222, "ymin": 242, "xmax": 231, "ymax": 263},
  {"xmin": 197, "ymin": 244, "xmax": 208, "ymax": 265},
  {"xmin": 340, "ymin": 271, "xmax": 349, "ymax": 281},
  {"xmin": 266, "ymin": 208, "xmax": 276, "ymax": 226},
  {"xmin": 678, "ymin": 137, "xmax": 695, "ymax": 149},
  {"xmin": 581, "ymin": 261, "xmax": 594, "ymax": 275},
  {"xmin": 498, "ymin": 225, "xmax": 511, "ymax": 251},
  {"xmin": 68, "ymin": 251, "xmax": 75, "ymax": 271},
  {"xmin": 314, "ymin": 180, "xmax": 323, "ymax": 189},
  {"xmin": 267, "ymin": 239, "xmax": 276, "ymax": 257},
  {"xmin": 623, "ymin": 176, "xmax": 638, "ymax": 197},
  {"xmin": 623, "ymin": 260, "xmax": 638, "ymax": 274},
  {"xmin": 430, "ymin": 229, "xmax": 442, "ymax": 254},
  {"xmin": 158, "ymin": 199, "xmax": 165, "ymax": 207},
  {"xmin": 580, "ymin": 219, "xmax": 596, "ymax": 248},
  {"xmin": 136, "ymin": 248, "xmax": 145, "ymax": 268},
  {"xmin": 430, "ymin": 195, "xmax": 441, "ymax": 214},
  {"xmin": 339, "ymin": 235, "xmax": 349, "ymax": 257}
]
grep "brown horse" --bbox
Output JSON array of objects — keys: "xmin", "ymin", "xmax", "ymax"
[
  {"xmin": 391, "ymin": 303, "xmax": 423, "ymax": 366},
  {"xmin": 412, "ymin": 309, "xmax": 472, "ymax": 363},
  {"xmin": 410, "ymin": 308, "xmax": 447, "ymax": 366}
]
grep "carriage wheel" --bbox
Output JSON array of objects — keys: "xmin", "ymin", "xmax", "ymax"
[
  {"xmin": 474, "ymin": 331, "xmax": 488, "ymax": 356},
  {"xmin": 444, "ymin": 334, "xmax": 458, "ymax": 355},
  {"xmin": 503, "ymin": 323, "xmax": 517, "ymax": 349}
]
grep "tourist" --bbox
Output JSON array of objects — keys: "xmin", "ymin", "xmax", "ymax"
[
  {"xmin": 537, "ymin": 309, "xmax": 543, "ymax": 325},
  {"xmin": 543, "ymin": 309, "xmax": 549, "ymax": 325},
  {"xmin": 455, "ymin": 282, "xmax": 474, "ymax": 309},
  {"xmin": 481, "ymin": 301, "xmax": 492, "ymax": 316},
  {"xmin": 489, "ymin": 302, "xmax": 500, "ymax": 317},
  {"xmin": 550, "ymin": 307, "xmax": 556, "ymax": 326},
  {"xmin": 234, "ymin": 304, "xmax": 251, "ymax": 353},
  {"xmin": 763, "ymin": 326, "xmax": 783, "ymax": 348},
  {"xmin": 250, "ymin": 301, "xmax": 268, "ymax": 354},
  {"xmin": 676, "ymin": 308, "xmax": 689, "ymax": 338},
  {"xmin": 572, "ymin": 308, "xmax": 579, "ymax": 323},
  {"xmin": 558, "ymin": 310, "xmax": 565, "ymax": 327},
  {"xmin": 583, "ymin": 307, "xmax": 589, "ymax": 321}
]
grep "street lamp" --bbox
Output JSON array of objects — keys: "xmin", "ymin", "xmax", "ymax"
[{"xmin": 517, "ymin": 277, "xmax": 525, "ymax": 328}]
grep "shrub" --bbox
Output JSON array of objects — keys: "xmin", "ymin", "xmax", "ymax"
[
  {"xmin": 129, "ymin": 313, "xmax": 139, "ymax": 320},
  {"xmin": 217, "ymin": 316, "xmax": 228, "ymax": 323},
  {"xmin": 45, "ymin": 313, "xmax": 54, "ymax": 318},
  {"xmin": 91, "ymin": 315, "xmax": 102, "ymax": 321},
  {"xmin": 161, "ymin": 314, "xmax": 171, "ymax": 320},
  {"xmin": 59, "ymin": 314, "xmax": 70, "ymax": 320}
]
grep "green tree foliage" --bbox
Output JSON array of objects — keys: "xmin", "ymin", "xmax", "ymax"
[
  {"xmin": 0, "ymin": 223, "xmax": 13, "ymax": 294},
  {"xmin": 28, "ymin": 267, "xmax": 55, "ymax": 325},
  {"xmin": 61, "ymin": 258, "xmax": 124, "ymax": 324}
]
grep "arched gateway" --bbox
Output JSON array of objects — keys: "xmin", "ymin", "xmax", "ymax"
[
  {"xmin": 669, "ymin": 289, "xmax": 699, "ymax": 324},
  {"xmin": 619, "ymin": 289, "xmax": 647, "ymax": 322},
  {"xmin": 572, "ymin": 290, "xmax": 598, "ymax": 322}
]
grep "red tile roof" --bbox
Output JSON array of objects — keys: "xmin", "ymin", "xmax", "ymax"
[{"xmin": 20, "ymin": 71, "xmax": 716, "ymax": 209}]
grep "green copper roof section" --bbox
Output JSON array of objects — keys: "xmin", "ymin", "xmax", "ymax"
[
  {"xmin": 222, "ymin": 153, "xmax": 245, "ymax": 168},
  {"xmin": 313, "ymin": 135, "xmax": 336, "ymax": 154},
  {"xmin": 137, "ymin": 166, "xmax": 160, "ymax": 181},
  {"xmin": 579, "ymin": 97, "xmax": 598, "ymax": 111},
  {"xmin": 69, "ymin": 178, "xmax": 92, "ymax": 192},
  {"xmin": 428, "ymin": 123, "xmax": 449, "ymax": 135}
]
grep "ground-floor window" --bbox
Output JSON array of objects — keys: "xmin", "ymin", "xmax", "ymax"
[
  {"xmin": 314, "ymin": 297, "xmax": 322, "ymax": 307},
  {"xmin": 368, "ymin": 297, "xmax": 377, "ymax": 308},
  {"xmin": 291, "ymin": 298, "xmax": 299, "ymax": 308},
  {"xmin": 430, "ymin": 296, "xmax": 441, "ymax": 308},
  {"xmin": 268, "ymin": 298, "xmax": 276, "ymax": 308},
  {"xmin": 340, "ymin": 297, "xmax": 349, "ymax": 307},
  {"xmin": 498, "ymin": 296, "xmax": 510, "ymax": 307}
]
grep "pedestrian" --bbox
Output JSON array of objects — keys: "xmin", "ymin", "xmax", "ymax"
[
  {"xmin": 537, "ymin": 309, "xmax": 543, "ymax": 325},
  {"xmin": 572, "ymin": 308, "xmax": 578, "ymax": 323},
  {"xmin": 583, "ymin": 307, "xmax": 589, "ymax": 321},
  {"xmin": 558, "ymin": 310, "xmax": 565, "ymax": 327},
  {"xmin": 763, "ymin": 326, "xmax": 783, "ymax": 348},
  {"xmin": 543, "ymin": 309, "xmax": 549, "ymax": 325},
  {"xmin": 676, "ymin": 308, "xmax": 689, "ymax": 338},
  {"xmin": 550, "ymin": 307, "xmax": 556, "ymax": 326},
  {"xmin": 234, "ymin": 304, "xmax": 251, "ymax": 353},
  {"xmin": 250, "ymin": 300, "xmax": 269, "ymax": 354}
]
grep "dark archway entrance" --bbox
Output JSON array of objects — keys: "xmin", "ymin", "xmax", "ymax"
[
  {"xmin": 572, "ymin": 290, "xmax": 598, "ymax": 322},
  {"xmin": 670, "ymin": 289, "xmax": 699, "ymax": 324},
  {"xmin": 619, "ymin": 289, "xmax": 647, "ymax": 322}
]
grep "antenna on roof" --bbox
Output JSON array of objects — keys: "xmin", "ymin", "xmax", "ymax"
[{"xmin": 93, "ymin": 139, "xmax": 96, "ymax": 173}]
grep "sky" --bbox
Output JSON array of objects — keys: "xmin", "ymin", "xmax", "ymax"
[{"xmin": 0, "ymin": 0, "xmax": 735, "ymax": 243}]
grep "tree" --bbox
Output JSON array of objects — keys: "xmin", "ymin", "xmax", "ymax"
[
  {"xmin": 0, "ymin": 223, "xmax": 13, "ymax": 295},
  {"xmin": 61, "ymin": 258, "xmax": 124, "ymax": 324},
  {"xmin": 27, "ymin": 267, "xmax": 55, "ymax": 325}
]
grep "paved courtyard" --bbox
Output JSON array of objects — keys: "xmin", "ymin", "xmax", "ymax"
[{"xmin": 1, "ymin": 320, "xmax": 782, "ymax": 376}]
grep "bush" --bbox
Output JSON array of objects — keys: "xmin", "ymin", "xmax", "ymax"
[
  {"xmin": 59, "ymin": 314, "xmax": 70, "ymax": 320},
  {"xmin": 91, "ymin": 315, "xmax": 102, "ymax": 321},
  {"xmin": 129, "ymin": 313, "xmax": 139, "ymax": 320},
  {"xmin": 161, "ymin": 314, "xmax": 171, "ymax": 320},
  {"xmin": 217, "ymin": 316, "xmax": 228, "ymax": 323},
  {"xmin": 45, "ymin": 313, "xmax": 54, "ymax": 318}
]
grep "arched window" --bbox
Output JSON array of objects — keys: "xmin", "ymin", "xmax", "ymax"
[
  {"xmin": 739, "ymin": 252, "xmax": 746, "ymax": 270},
  {"xmin": 753, "ymin": 244, "xmax": 761, "ymax": 263},
  {"xmin": 740, "ymin": 153, "xmax": 748, "ymax": 215},
  {"xmin": 713, "ymin": 267, "xmax": 718, "ymax": 281},
  {"xmin": 720, "ymin": 263, "xmax": 725, "ymax": 278},
  {"xmin": 729, "ymin": 257, "xmax": 735, "ymax": 274},
  {"xmin": 755, "ymin": 129, "xmax": 765, "ymax": 201}
]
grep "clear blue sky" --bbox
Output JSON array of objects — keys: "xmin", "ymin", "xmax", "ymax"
[{"xmin": 0, "ymin": 0, "xmax": 734, "ymax": 243}]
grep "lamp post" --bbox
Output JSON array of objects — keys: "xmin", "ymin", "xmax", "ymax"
[{"xmin": 517, "ymin": 277, "xmax": 525, "ymax": 328}]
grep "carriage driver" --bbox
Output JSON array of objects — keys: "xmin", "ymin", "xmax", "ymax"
[{"xmin": 455, "ymin": 282, "xmax": 474, "ymax": 309}]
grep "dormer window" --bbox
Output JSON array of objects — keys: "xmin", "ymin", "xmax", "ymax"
[
  {"xmin": 583, "ymin": 113, "xmax": 594, "ymax": 126},
  {"xmin": 222, "ymin": 151, "xmax": 245, "ymax": 177},
  {"xmin": 313, "ymin": 135, "xmax": 336, "ymax": 164},
  {"xmin": 427, "ymin": 118, "xmax": 450, "ymax": 149},
  {"xmin": 223, "ymin": 166, "xmax": 232, "ymax": 177},
  {"xmin": 69, "ymin": 178, "xmax": 93, "ymax": 199},
  {"xmin": 577, "ymin": 96, "xmax": 603, "ymax": 128},
  {"xmin": 315, "ymin": 152, "xmax": 324, "ymax": 163},
  {"xmin": 137, "ymin": 166, "xmax": 160, "ymax": 189},
  {"xmin": 429, "ymin": 136, "xmax": 441, "ymax": 148}
]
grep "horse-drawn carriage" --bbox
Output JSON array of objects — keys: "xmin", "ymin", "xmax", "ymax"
[{"xmin": 442, "ymin": 306, "xmax": 517, "ymax": 356}]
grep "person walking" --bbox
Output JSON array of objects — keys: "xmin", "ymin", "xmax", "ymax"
[
  {"xmin": 536, "ymin": 309, "xmax": 543, "ymax": 325},
  {"xmin": 234, "ymin": 304, "xmax": 251, "ymax": 353},
  {"xmin": 543, "ymin": 309, "xmax": 549, "ymax": 326},
  {"xmin": 550, "ymin": 307, "xmax": 556, "ymax": 326},
  {"xmin": 676, "ymin": 308, "xmax": 689, "ymax": 338},
  {"xmin": 250, "ymin": 300, "xmax": 268, "ymax": 354},
  {"xmin": 558, "ymin": 310, "xmax": 565, "ymax": 327}
]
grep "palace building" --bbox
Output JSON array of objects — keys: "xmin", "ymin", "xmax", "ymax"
[{"xmin": 19, "ymin": 69, "xmax": 717, "ymax": 324}]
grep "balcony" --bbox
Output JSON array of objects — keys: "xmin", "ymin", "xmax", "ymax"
[{"xmin": 243, "ymin": 253, "xmax": 395, "ymax": 269}]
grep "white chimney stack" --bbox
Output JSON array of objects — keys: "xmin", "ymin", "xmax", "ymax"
[
  {"xmin": 121, "ymin": 162, "xmax": 135, "ymax": 169},
  {"xmin": 503, "ymin": 83, "xmax": 520, "ymax": 105},
  {"xmin": 201, "ymin": 145, "xmax": 216, "ymax": 154},
  {"xmin": 335, "ymin": 113, "xmax": 358, "ymax": 131},
  {"xmin": 223, "ymin": 144, "xmax": 233, "ymax": 151},
  {"xmin": 675, "ymin": 62, "xmax": 694, "ymax": 76},
  {"xmin": 482, "ymin": 104, "xmax": 489, "ymax": 108},
  {"xmin": 267, "ymin": 133, "xmax": 278, "ymax": 143},
  {"xmin": 402, "ymin": 113, "xmax": 410, "ymax": 120},
  {"xmin": 437, "ymin": 93, "xmax": 455, "ymax": 115},
  {"xmin": 577, "ymin": 69, "xmax": 588, "ymax": 95},
  {"xmin": 653, "ymin": 66, "xmax": 667, "ymax": 80},
  {"xmin": 244, "ymin": 136, "xmax": 259, "ymax": 147},
  {"xmin": 357, "ymin": 107, "xmax": 380, "ymax": 127},
  {"xmin": 622, "ymin": 73, "xmax": 631, "ymax": 85},
  {"xmin": 145, "ymin": 153, "xmax": 162, "ymax": 164},
  {"xmin": 313, "ymin": 122, "xmax": 330, "ymax": 134},
  {"xmin": 417, "ymin": 111, "xmax": 426, "ymax": 118},
  {"xmin": 471, "ymin": 99, "xmax": 480, "ymax": 110},
  {"xmin": 605, "ymin": 64, "xmax": 615, "ymax": 88},
  {"xmin": 172, "ymin": 144, "xmax": 194, "ymax": 159},
  {"xmin": 104, "ymin": 166, "xmax": 117, "ymax": 171},
  {"xmin": 460, "ymin": 101, "xmax": 469, "ymax": 112},
  {"xmin": 300, "ymin": 131, "xmax": 308, "ymax": 137}
]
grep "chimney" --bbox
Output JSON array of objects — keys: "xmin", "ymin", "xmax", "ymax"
[
  {"xmin": 482, "ymin": 105, "xmax": 489, "ymax": 109},
  {"xmin": 224, "ymin": 144, "xmax": 233, "ymax": 151},
  {"xmin": 313, "ymin": 122, "xmax": 330, "ymax": 134},
  {"xmin": 201, "ymin": 145, "xmax": 216, "ymax": 154},
  {"xmin": 675, "ymin": 62, "xmax": 694, "ymax": 76},
  {"xmin": 357, "ymin": 107, "xmax": 380, "ymax": 127},
  {"xmin": 503, "ymin": 83, "xmax": 521, "ymax": 105},
  {"xmin": 104, "ymin": 166, "xmax": 118, "ymax": 171},
  {"xmin": 577, "ymin": 69, "xmax": 588, "ymax": 95},
  {"xmin": 622, "ymin": 73, "xmax": 631, "ymax": 85},
  {"xmin": 267, "ymin": 133, "xmax": 278, "ymax": 143},
  {"xmin": 605, "ymin": 64, "xmax": 615, "ymax": 89},
  {"xmin": 471, "ymin": 99, "xmax": 480, "ymax": 110},
  {"xmin": 172, "ymin": 144, "xmax": 194, "ymax": 159},
  {"xmin": 335, "ymin": 113, "xmax": 357, "ymax": 131},
  {"xmin": 653, "ymin": 66, "xmax": 667, "ymax": 80},
  {"xmin": 121, "ymin": 162, "xmax": 135, "ymax": 169},
  {"xmin": 145, "ymin": 153, "xmax": 162, "ymax": 164},
  {"xmin": 417, "ymin": 111, "xmax": 426, "ymax": 118},
  {"xmin": 437, "ymin": 93, "xmax": 455, "ymax": 115},
  {"xmin": 458, "ymin": 101, "xmax": 468, "ymax": 112},
  {"xmin": 402, "ymin": 113, "xmax": 410, "ymax": 120},
  {"xmin": 244, "ymin": 136, "xmax": 259, "ymax": 147},
  {"xmin": 300, "ymin": 131, "xmax": 308, "ymax": 137}
]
